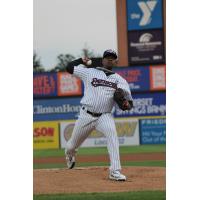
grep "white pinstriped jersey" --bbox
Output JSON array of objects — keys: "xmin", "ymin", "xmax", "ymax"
[{"xmin": 73, "ymin": 65, "xmax": 133, "ymax": 113}]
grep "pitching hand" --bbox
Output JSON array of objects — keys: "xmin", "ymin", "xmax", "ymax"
[{"xmin": 82, "ymin": 57, "xmax": 92, "ymax": 66}]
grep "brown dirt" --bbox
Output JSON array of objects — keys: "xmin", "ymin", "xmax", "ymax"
[
  {"xmin": 33, "ymin": 166, "xmax": 165, "ymax": 194},
  {"xmin": 34, "ymin": 152, "xmax": 165, "ymax": 164}
]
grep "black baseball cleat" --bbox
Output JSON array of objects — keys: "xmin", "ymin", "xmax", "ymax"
[{"xmin": 66, "ymin": 154, "xmax": 75, "ymax": 169}]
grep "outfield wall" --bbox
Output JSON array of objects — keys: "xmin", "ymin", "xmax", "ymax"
[
  {"xmin": 33, "ymin": 116, "xmax": 166, "ymax": 149},
  {"xmin": 33, "ymin": 65, "xmax": 166, "ymax": 149}
]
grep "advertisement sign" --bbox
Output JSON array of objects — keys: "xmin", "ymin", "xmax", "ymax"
[
  {"xmin": 150, "ymin": 65, "xmax": 166, "ymax": 90},
  {"xmin": 114, "ymin": 66, "xmax": 150, "ymax": 92},
  {"xmin": 60, "ymin": 118, "xmax": 139, "ymax": 148},
  {"xmin": 33, "ymin": 121, "xmax": 59, "ymax": 149},
  {"xmin": 128, "ymin": 29, "xmax": 165, "ymax": 65},
  {"xmin": 57, "ymin": 72, "xmax": 82, "ymax": 96},
  {"xmin": 139, "ymin": 118, "xmax": 166, "ymax": 144},
  {"xmin": 33, "ymin": 73, "xmax": 57, "ymax": 97},
  {"xmin": 33, "ymin": 98, "xmax": 82, "ymax": 121},
  {"xmin": 114, "ymin": 92, "xmax": 166, "ymax": 117},
  {"xmin": 127, "ymin": 0, "xmax": 163, "ymax": 30}
]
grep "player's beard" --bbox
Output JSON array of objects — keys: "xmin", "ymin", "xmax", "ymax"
[
  {"xmin": 104, "ymin": 65, "xmax": 113, "ymax": 70},
  {"xmin": 102, "ymin": 58, "xmax": 117, "ymax": 70},
  {"xmin": 104, "ymin": 61, "xmax": 114, "ymax": 70}
]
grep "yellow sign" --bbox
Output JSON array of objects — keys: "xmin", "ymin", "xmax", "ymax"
[
  {"xmin": 33, "ymin": 121, "xmax": 59, "ymax": 149},
  {"xmin": 62, "ymin": 119, "xmax": 138, "ymax": 139}
]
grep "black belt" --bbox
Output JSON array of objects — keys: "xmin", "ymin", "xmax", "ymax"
[{"xmin": 82, "ymin": 107, "xmax": 102, "ymax": 117}]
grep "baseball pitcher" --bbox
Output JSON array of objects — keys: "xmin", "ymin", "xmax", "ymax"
[{"xmin": 64, "ymin": 49, "xmax": 133, "ymax": 181}]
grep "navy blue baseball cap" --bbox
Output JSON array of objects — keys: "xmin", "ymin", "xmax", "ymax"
[{"xmin": 103, "ymin": 49, "xmax": 118, "ymax": 59}]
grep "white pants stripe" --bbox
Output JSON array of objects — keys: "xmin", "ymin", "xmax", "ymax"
[{"xmin": 66, "ymin": 108, "xmax": 121, "ymax": 171}]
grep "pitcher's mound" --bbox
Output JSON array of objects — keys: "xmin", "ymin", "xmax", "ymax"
[{"xmin": 34, "ymin": 166, "xmax": 165, "ymax": 194}]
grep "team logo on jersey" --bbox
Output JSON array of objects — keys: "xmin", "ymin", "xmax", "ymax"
[{"xmin": 91, "ymin": 78, "xmax": 117, "ymax": 89}]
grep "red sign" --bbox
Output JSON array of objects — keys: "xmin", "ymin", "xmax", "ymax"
[
  {"xmin": 57, "ymin": 72, "xmax": 82, "ymax": 96},
  {"xmin": 150, "ymin": 65, "xmax": 166, "ymax": 91}
]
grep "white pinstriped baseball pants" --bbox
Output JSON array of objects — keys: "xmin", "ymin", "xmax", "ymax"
[{"xmin": 66, "ymin": 108, "xmax": 121, "ymax": 171}]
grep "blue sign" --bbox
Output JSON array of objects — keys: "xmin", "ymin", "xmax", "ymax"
[
  {"xmin": 114, "ymin": 92, "xmax": 166, "ymax": 117},
  {"xmin": 33, "ymin": 73, "xmax": 57, "ymax": 97},
  {"xmin": 114, "ymin": 66, "xmax": 150, "ymax": 92},
  {"xmin": 139, "ymin": 118, "xmax": 166, "ymax": 144},
  {"xmin": 127, "ymin": 0, "xmax": 163, "ymax": 30},
  {"xmin": 33, "ymin": 98, "xmax": 82, "ymax": 121}
]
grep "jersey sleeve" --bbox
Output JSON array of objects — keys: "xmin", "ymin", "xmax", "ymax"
[
  {"xmin": 73, "ymin": 65, "xmax": 89, "ymax": 81},
  {"xmin": 117, "ymin": 77, "xmax": 133, "ymax": 101}
]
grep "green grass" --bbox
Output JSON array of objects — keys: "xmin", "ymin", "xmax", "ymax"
[
  {"xmin": 34, "ymin": 145, "xmax": 166, "ymax": 169},
  {"xmin": 34, "ymin": 144, "xmax": 166, "ymax": 158},
  {"xmin": 33, "ymin": 190, "xmax": 166, "ymax": 200},
  {"xmin": 33, "ymin": 160, "xmax": 165, "ymax": 169}
]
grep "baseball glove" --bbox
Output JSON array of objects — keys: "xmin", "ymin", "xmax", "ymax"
[{"xmin": 114, "ymin": 88, "xmax": 131, "ymax": 111}]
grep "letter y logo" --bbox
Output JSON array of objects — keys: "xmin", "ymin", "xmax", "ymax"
[{"xmin": 138, "ymin": 0, "xmax": 157, "ymax": 26}]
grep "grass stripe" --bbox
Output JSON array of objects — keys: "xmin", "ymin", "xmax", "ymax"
[
  {"xmin": 33, "ymin": 190, "xmax": 166, "ymax": 200},
  {"xmin": 33, "ymin": 160, "xmax": 166, "ymax": 169},
  {"xmin": 34, "ymin": 145, "xmax": 166, "ymax": 158}
]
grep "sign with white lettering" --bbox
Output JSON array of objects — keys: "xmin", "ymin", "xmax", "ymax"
[
  {"xmin": 126, "ymin": 0, "xmax": 163, "ymax": 30},
  {"xmin": 139, "ymin": 118, "xmax": 166, "ymax": 144},
  {"xmin": 150, "ymin": 65, "xmax": 166, "ymax": 90},
  {"xmin": 114, "ymin": 92, "xmax": 166, "ymax": 117},
  {"xmin": 114, "ymin": 66, "xmax": 150, "ymax": 92},
  {"xmin": 33, "ymin": 98, "xmax": 81, "ymax": 121},
  {"xmin": 57, "ymin": 72, "xmax": 82, "ymax": 96},
  {"xmin": 128, "ymin": 29, "xmax": 165, "ymax": 65}
]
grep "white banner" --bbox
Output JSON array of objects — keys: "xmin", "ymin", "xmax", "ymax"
[{"xmin": 60, "ymin": 118, "xmax": 139, "ymax": 148}]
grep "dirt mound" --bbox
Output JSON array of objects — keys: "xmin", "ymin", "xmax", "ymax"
[{"xmin": 34, "ymin": 166, "xmax": 165, "ymax": 194}]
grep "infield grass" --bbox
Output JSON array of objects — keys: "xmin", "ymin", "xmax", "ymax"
[
  {"xmin": 33, "ymin": 190, "xmax": 166, "ymax": 200},
  {"xmin": 34, "ymin": 145, "xmax": 165, "ymax": 169},
  {"xmin": 34, "ymin": 144, "xmax": 166, "ymax": 158},
  {"xmin": 34, "ymin": 160, "xmax": 165, "ymax": 169}
]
